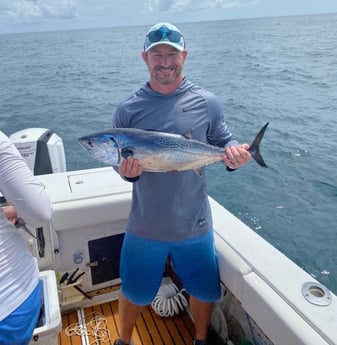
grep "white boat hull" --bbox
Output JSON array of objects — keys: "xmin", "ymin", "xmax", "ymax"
[{"xmin": 29, "ymin": 167, "xmax": 337, "ymax": 345}]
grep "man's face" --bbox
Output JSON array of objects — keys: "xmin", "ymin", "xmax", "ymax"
[{"xmin": 142, "ymin": 44, "xmax": 187, "ymax": 87}]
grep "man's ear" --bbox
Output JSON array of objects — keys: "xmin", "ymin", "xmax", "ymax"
[{"xmin": 141, "ymin": 51, "xmax": 147, "ymax": 63}]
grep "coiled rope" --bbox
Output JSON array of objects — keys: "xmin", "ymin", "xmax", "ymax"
[
  {"xmin": 151, "ymin": 282, "xmax": 188, "ymax": 317},
  {"xmin": 65, "ymin": 312, "xmax": 110, "ymax": 344}
]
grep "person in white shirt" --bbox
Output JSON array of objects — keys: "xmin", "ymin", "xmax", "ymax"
[{"xmin": 0, "ymin": 131, "xmax": 53, "ymax": 345}]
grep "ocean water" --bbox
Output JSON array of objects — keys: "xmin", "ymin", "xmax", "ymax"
[{"xmin": 1, "ymin": 13, "xmax": 337, "ymax": 293}]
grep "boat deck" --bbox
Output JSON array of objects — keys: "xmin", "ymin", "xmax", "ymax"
[{"xmin": 58, "ymin": 299, "xmax": 195, "ymax": 345}]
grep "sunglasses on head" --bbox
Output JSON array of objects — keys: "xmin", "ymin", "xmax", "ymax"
[{"xmin": 147, "ymin": 26, "xmax": 183, "ymax": 44}]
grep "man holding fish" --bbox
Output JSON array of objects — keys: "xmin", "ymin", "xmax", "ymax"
[{"xmin": 113, "ymin": 22, "xmax": 252, "ymax": 345}]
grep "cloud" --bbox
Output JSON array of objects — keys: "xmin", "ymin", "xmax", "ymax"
[
  {"xmin": 147, "ymin": 0, "xmax": 258, "ymax": 13},
  {"xmin": 0, "ymin": 0, "xmax": 77, "ymax": 23}
]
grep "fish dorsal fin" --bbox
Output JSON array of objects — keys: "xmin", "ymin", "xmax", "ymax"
[{"xmin": 182, "ymin": 130, "xmax": 193, "ymax": 139}]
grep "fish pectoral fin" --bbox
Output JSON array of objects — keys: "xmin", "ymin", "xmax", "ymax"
[
  {"xmin": 194, "ymin": 168, "xmax": 203, "ymax": 177},
  {"xmin": 121, "ymin": 147, "xmax": 134, "ymax": 159},
  {"xmin": 182, "ymin": 130, "xmax": 193, "ymax": 139}
]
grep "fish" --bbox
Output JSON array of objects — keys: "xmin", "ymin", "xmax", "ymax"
[{"xmin": 78, "ymin": 122, "xmax": 269, "ymax": 174}]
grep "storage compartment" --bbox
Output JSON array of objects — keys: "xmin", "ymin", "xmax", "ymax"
[
  {"xmin": 29, "ymin": 270, "xmax": 62, "ymax": 345},
  {"xmin": 88, "ymin": 233, "xmax": 125, "ymax": 285}
]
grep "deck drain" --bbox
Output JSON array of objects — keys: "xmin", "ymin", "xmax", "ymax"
[{"xmin": 302, "ymin": 282, "xmax": 332, "ymax": 306}]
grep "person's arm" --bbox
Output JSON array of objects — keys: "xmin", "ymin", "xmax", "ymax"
[
  {"xmin": 206, "ymin": 94, "xmax": 251, "ymax": 170},
  {"xmin": 0, "ymin": 132, "xmax": 52, "ymax": 227}
]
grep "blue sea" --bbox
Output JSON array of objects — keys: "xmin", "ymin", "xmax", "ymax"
[{"xmin": 1, "ymin": 13, "xmax": 337, "ymax": 294}]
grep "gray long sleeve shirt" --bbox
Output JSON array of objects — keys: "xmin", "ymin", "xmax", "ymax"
[{"xmin": 113, "ymin": 79, "xmax": 237, "ymax": 241}]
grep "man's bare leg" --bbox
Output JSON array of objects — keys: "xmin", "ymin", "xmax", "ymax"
[
  {"xmin": 118, "ymin": 292, "xmax": 142, "ymax": 344},
  {"xmin": 189, "ymin": 295, "xmax": 214, "ymax": 341}
]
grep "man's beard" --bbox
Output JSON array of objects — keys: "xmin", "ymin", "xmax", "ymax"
[{"xmin": 152, "ymin": 65, "xmax": 182, "ymax": 85}]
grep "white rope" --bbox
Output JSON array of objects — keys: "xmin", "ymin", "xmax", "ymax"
[
  {"xmin": 65, "ymin": 312, "xmax": 110, "ymax": 345},
  {"xmin": 151, "ymin": 282, "xmax": 188, "ymax": 317}
]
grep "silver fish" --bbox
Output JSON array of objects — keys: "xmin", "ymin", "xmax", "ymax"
[{"xmin": 78, "ymin": 123, "xmax": 269, "ymax": 173}]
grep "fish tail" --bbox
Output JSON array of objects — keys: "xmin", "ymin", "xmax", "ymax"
[{"xmin": 248, "ymin": 122, "xmax": 269, "ymax": 168}]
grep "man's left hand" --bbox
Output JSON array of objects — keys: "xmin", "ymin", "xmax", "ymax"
[{"xmin": 223, "ymin": 144, "xmax": 251, "ymax": 169}]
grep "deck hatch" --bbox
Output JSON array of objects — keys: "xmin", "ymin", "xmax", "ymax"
[{"xmin": 88, "ymin": 233, "xmax": 125, "ymax": 285}]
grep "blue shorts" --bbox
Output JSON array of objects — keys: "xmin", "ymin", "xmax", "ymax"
[
  {"xmin": 120, "ymin": 231, "xmax": 221, "ymax": 305},
  {"xmin": 0, "ymin": 281, "xmax": 41, "ymax": 345}
]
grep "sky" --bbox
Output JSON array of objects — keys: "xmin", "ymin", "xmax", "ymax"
[{"xmin": 0, "ymin": 0, "xmax": 336, "ymax": 34}]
